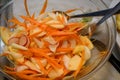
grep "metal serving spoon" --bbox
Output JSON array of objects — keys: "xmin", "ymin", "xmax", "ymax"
[{"xmin": 55, "ymin": 2, "xmax": 120, "ymax": 36}]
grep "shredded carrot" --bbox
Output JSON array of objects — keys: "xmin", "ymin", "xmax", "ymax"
[
  {"xmin": 47, "ymin": 67, "xmax": 53, "ymax": 74},
  {"xmin": 57, "ymin": 14, "xmax": 66, "ymax": 24},
  {"xmin": 0, "ymin": 53, "xmax": 9, "ymax": 57},
  {"xmin": 39, "ymin": 0, "xmax": 48, "ymax": 14},
  {"xmin": 31, "ymin": 12, "xmax": 36, "ymax": 19},
  {"xmin": 49, "ymin": 31, "xmax": 76, "ymax": 36},
  {"xmin": 8, "ymin": 24, "xmax": 17, "ymax": 28},
  {"xmin": 8, "ymin": 17, "xmax": 25, "ymax": 27},
  {"xmin": 4, "ymin": 66, "xmax": 15, "ymax": 71},
  {"xmin": 21, "ymin": 16, "xmax": 40, "ymax": 25},
  {"xmin": 30, "ymin": 48, "xmax": 62, "ymax": 69},
  {"xmin": 65, "ymin": 8, "xmax": 78, "ymax": 13},
  {"xmin": 19, "ymin": 69, "xmax": 37, "ymax": 75},
  {"xmin": 56, "ymin": 48, "xmax": 73, "ymax": 53},
  {"xmin": 35, "ymin": 58, "xmax": 48, "ymax": 75},
  {"xmin": 19, "ymin": 50, "xmax": 33, "ymax": 57},
  {"xmin": 55, "ymin": 36, "xmax": 69, "ymax": 42},
  {"xmin": 73, "ymin": 50, "xmax": 85, "ymax": 78},
  {"xmin": 24, "ymin": 0, "xmax": 31, "ymax": 17}
]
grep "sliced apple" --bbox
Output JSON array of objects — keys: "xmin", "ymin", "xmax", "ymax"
[
  {"xmin": 84, "ymin": 46, "xmax": 91, "ymax": 61},
  {"xmin": 73, "ymin": 45, "xmax": 84, "ymax": 54},
  {"xmin": 15, "ymin": 65, "xmax": 28, "ymax": 72},
  {"xmin": 63, "ymin": 55, "xmax": 71, "ymax": 69},
  {"xmin": 48, "ymin": 68, "xmax": 64, "ymax": 79},
  {"xmin": 80, "ymin": 36, "xmax": 94, "ymax": 49},
  {"xmin": 25, "ymin": 60, "xmax": 41, "ymax": 72},
  {"xmin": 68, "ymin": 55, "xmax": 82, "ymax": 71},
  {"xmin": 0, "ymin": 27, "xmax": 11, "ymax": 44}
]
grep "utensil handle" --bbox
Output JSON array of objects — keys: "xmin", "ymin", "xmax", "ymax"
[
  {"xmin": 109, "ymin": 54, "xmax": 120, "ymax": 73},
  {"xmin": 71, "ymin": 5, "xmax": 120, "ymax": 18},
  {"xmin": 97, "ymin": 2, "xmax": 120, "ymax": 25},
  {"xmin": 0, "ymin": 0, "xmax": 13, "ymax": 14}
]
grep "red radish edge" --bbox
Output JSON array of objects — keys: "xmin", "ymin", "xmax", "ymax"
[
  {"xmin": 19, "ymin": 35, "xmax": 28, "ymax": 46},
  {"xmin": 25, "ymin": 36, "xmax": 30, "ymax": 47},
  {"xmin": 8, "ymin": 37, "xmax": 19, "ymax": 45}
]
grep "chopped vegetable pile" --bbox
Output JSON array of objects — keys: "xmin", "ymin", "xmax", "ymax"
[{"xmin": 0, "ymin": 0, "xmax": 94, "ymax": 80}]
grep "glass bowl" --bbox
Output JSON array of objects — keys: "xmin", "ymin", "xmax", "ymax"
[{"xmin": 0, "ymin": 0, "xmax": 116, "ymax": 80}]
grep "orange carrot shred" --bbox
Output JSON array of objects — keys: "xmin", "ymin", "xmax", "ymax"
[
  {"xmin": 65, "ymin": 8, "xmax": 78, "ymax": 13},
  {"xmin": 24, "ymin": 0, "xmax": 31, "ymax": 17},
  {"xmin": 4, "ymin": 66, "xmax": 15, "ymax": 71},
  {"xmin": 39, "ymin": 0, "xmax": 48, "ymax": 14},
  {"xmin": 35, "ymin": 58, "xmax": 48, "ymax": 75},
  {"xmin": 21, "ymin": 16, "xmax": 39, "ymax": 25},
  {"xmin": 8, "ymin": 17, "xmax": 25, "ymax": 27},
  {"xmin": 49, "ymin": 31, "xmax": 76, "ymax": 36}
]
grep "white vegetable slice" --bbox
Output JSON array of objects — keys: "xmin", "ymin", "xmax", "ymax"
[
  {"xmin": 61, "ymin": 40, "xmax": 68, "ymax": 48},
  {"xmin": 68, "ymin": 55, "xmax": 82, "ymax": 71},
  {"xmin": 69, "ymin": 39, "xmax": 76, "ymax": 48},
  {"xmin": 37, "ymin": 12, "xmax": 48, "ymax": 21},
  {"xmin": 48, "ymin": 13, "xmax": 57, "ymax": 20},
  {"xmin": 33, "ymin": 38, "xmax": 44, "ymax": 48},
  {"xmin": 25, "ymin": 61, "xmax": 41, "ymax": 72},
  {"xmin": 16, "ymin": 65, "xmax": 28, "ymax": 72},
  {"xmin": 6, "ymin": 51, "xmax": 23, "ymax": 59},
  {"xmin": 46, "ymin": 20, "xmax": 60, "ymax": 24},
  {"xmin": 80, "ymin": 36, "xmax": 94, "ymax": 49},
  {"xmin": 84, "ymin": 46, "xmax": 91, "ymax": 61},
  {"xmin": 73, "ymin": 45, "xmax": 91, "ymax": 61},
  {"xmin": 11, "ymin": 43, "xmax": 28, "ymax": 50},
  {"xmin": 48, "ymin": 68, "xmax": 64, "ymax": 79},
  {"xmin": 30, "ymin": 27, "xmax": 41, "ymax": 35},
  {"xmin": 49, "ymin": 43, "xmax": 59, "ymax": 53},
  {"xmin": 0, "ymin": 27, "xmax": 11, "ymax": 44},
  {"xmin": 40, "ymin": 59, "xmax": 47, "ymax": 67},
  {"xmin": 73, "ymin": 45, "xmax": 84, "ymax": 54},
  {"xmin": 63, "ymin": 55, "xmax": 71, "ymax": 69},
  {"xmin": 16, "ymin": 57, "xmax": 25, "ymax": 63},
  {"xmin": 37, "ymin": 31, "xmax": 46, "ymax": 37},
  {"xmin": 43, "ymin": 36, "xmax": 57, "ymax": 45},
  {"xmin": 31, "ymin": 58, "xmax": 40, "ymax": 70}
]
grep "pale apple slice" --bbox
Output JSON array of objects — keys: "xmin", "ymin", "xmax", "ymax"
[
  {"xmin": 68, "ymin": 55, "xmax": 82, "ymax": 71},
  {"xmin": 0, "ymin": 27, "xmax": 11, "ymax": 44},
  {"xmin": 15, "ymin": 65, "xmax": 28, "ymax": 72},
  {"xmin": 11, "ymin": 43, "xmax": 28, "ymax": 50},
  {"xmin": 63, "ymin": 55, "xmax": 71, "ymax": 69},
  {"xmin": 25, "ymin": 60, "xmax": 41, "ymax": 72},
  {"xmin": 48, "ymin": 68, "xmax": 64, "ymax": 79},
  {"xmin": 80, "ymin": 36, "xmax": 94, "ymax": 49}
]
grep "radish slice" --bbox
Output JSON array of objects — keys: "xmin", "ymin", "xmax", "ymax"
[
  {"xmin": 25, "ymin": 37, "xmax": 30, "ymax": 47},
  {"xmin": 8, "ymin": 37, "xmax": 19, "ymax": 45},
  {"xmin": 19, "ymin": 35, "xmax": 28, "ymax": 46}
]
